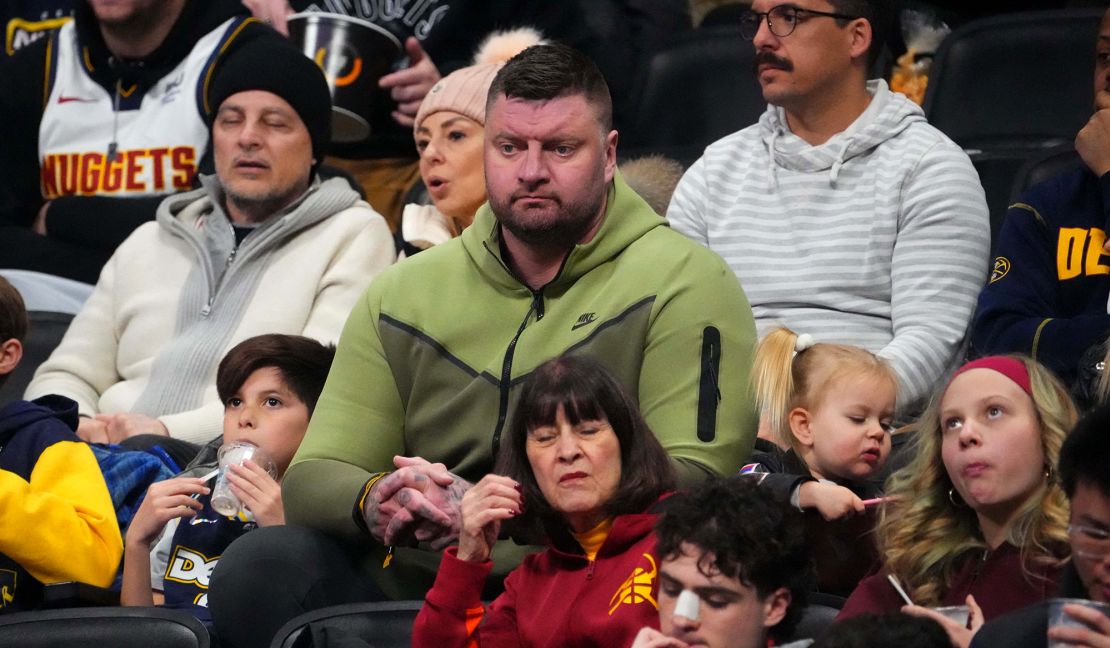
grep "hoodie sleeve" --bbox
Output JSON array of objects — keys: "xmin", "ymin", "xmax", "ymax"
[
  {"xmin": 300, "ymin": 204, "xmax": 397, "ymax": 343},
  {"xmin": 0, "ymin": 437, "xmax": 122, "ymax": 586},
  {"xmin": 638, "ymin": 235, "xmax": 759, "ymax": 485},
  {"xmin": 972, "ymin": 175, "xmax": 1110, "ymax": 376},
  {"xmin": 24, "ymin": 242, "xmax": 128, "ymax": 413},
  {"xmin": 412, "ymin": 548, "xmax": 519, "ymax": 648},
  {"xmin": 665, "ymin": 155, "xmax": 711, "ymax": 246},
  {"xmin": 879, "ymin": 138, "xmax": 990, "ymax": 406}
]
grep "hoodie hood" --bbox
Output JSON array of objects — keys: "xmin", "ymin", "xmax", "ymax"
[
  {"xmin": 0, "ymin": 395, "xmax": 79, "ymax": 447},
  {"xmin": 461, "ymin": 169, "xmax": 666, "ymax": 291},
  {"xmin": 759, "ymin": 79, "xmax": 927, "ymax": 187},
  {"xmin": 156, "ymin": 174, "xmax": 360, "ymax": 277}
]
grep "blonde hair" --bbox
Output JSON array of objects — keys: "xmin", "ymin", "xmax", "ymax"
[
  {"xmin": 752, "ymin": 327, "xmax": 897, "ymax": 461},
  {"xmin": 877, "ymin": 355, "xmax": 1073, "ymax": 605}
]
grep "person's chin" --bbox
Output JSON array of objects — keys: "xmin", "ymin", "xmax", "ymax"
[{"xmin": 1092, "ymin": 581, "xmax": 1110, "ymax": 603}]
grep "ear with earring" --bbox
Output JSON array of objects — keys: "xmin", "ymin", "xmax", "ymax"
[{"xmin": 948, "ymin": 487, "xmax": 966, "ymax": 508}]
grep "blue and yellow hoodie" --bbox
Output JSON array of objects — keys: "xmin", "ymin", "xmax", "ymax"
[
  {"xmin": 972, "ymin": 167, "xmax": 1110, "ymax": 384},
  {"xmin": 0, "ymin": 395, "xmax": 121, "ymax": 612}
]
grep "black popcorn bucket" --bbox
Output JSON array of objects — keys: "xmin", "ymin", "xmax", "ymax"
[{"xmin": 288, "ymin": 12, "xmax": 403, "ymax": 143}]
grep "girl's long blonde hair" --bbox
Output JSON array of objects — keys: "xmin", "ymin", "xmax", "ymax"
[
  {"xmin": 752, "ymin": 327, "xmax": 897, "ymax": 465},
  {"xmin": 877, "ymin": 355, "xmax": 1073, "ymax": 605}
]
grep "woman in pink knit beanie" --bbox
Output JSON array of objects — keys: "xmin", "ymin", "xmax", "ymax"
[{"xmin": 401, "ymin": 28, "xmax": 543, "ymax": 253}]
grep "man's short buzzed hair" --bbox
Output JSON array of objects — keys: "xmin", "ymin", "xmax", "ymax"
[
  {"xmin": 827, "ymin": 0, "xmax": 892, "ymax": 70},
  {"xmin": 486, "ymin": 43, "xmax": 613, "ymax": 131},
  {"xmin": 655, "ymin": 477, "xmax": 812, "ymax": 642}
]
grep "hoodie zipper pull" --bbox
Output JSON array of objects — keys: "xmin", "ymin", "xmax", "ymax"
[
  {"xmin": 532, "ymin": 291, "xmax": 545, "ymax": 321},
  {"xmin": 201, "ymin": 245, "xmax": 239, "ymax": 317},
  {"xmin": 107, "ymin": 81, "xmax": 121, "ymax": 162}
]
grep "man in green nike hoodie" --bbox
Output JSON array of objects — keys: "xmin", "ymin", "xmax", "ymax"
[{"xmin": 210, "ymin": 43, "xmax": 758, "ymax": 648}]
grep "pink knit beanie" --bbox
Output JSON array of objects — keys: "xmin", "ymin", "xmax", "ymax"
[{"xmin": 414, "ymin": 27, "xmax": 543, "ymax": 132}]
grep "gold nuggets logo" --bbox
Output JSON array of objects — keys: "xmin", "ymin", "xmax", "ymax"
[
  {"xmin": 990, "ymin": 257, "xmax": 1011, "ymax": 284},
  {"xmin": 608, "ymin": 553, "xmax": 658, "ymax": 615},
  {"xmin": 314, "ymin": 45, "xmax": 362, "ymax": 87}
]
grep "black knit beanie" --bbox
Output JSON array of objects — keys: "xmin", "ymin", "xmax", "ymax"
[{"xmin": 208, "ymin": 34, "xmax": 332, "ymax": 164}]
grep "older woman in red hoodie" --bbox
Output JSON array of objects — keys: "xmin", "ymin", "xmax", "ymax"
[{"xmin": 412, "ymin": 355, "xmax": 675, "ymax": 647}]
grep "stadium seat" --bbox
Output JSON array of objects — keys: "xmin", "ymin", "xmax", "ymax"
[
  {"xmin": 923, "ymin": 8, "xmax": 1102, "ymax": 152},
  {"xmin": 781, "ymin": 600, "xmax": 843, "ymax": 643},
  {"xmin": 1010, "ymin": 145, "xmax": 1084, "ymax": 200},
  {"xmin": 973, "ymin": 154, "xmax": 1032, "ymax": 255},
  {"xmin": 623, "ymin": 25, "xmax": 765, "ymax": 166},
  {"xmin": 0, "ymin": 310, "xmax": 74, "ymax": 404},
  {"xmin": 0, "ymin": 607, "xmax": 209, "ymax": 648},
  {"xmin": 922, "ymin": 9, "xmax": 1102, "ymax": 255},
  {"xmin": 269, "ymin": 600, "xmax": 423, "ymax": 648}
]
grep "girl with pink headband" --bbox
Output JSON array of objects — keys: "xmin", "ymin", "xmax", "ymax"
[{"xmin": 839, "ymin": 355, "xmax": 1075, "ymax": 646}]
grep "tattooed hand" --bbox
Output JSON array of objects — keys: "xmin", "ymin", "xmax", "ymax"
[{"xmin": 362, "ymin": 455, "xmax": 473, "ymax": 549}]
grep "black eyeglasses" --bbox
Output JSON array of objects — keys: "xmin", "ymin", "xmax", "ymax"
[
  {"xmin": 1069, "ymin": 524, "xmax": 1110, "ymax": 561},
  {"xmin": 739, "ymin": 4, "xmax": 859, "ymax": 40}
]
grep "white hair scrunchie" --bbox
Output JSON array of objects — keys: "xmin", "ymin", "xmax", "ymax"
[{"xmin": 793, "ymin": 333, "xmax": 815, "ymax": 358}]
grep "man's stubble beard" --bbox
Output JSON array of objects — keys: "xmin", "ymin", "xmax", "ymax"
[
  {"xmin": 224, "ymin": 180, "xmax": 309, "ymax": 224},
  {"xmin": 490, "ymin": 164, "xmax": 607, "ymax": 250}
]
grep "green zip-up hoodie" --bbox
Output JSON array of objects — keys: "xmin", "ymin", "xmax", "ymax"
[{"xmin": 283, "ymin": 172, "xmax": 757, "ymax": 598}]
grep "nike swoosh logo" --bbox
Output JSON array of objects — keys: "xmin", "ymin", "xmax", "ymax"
[
  {"xmin": 57, "ymin": 95, "xmax": 93, "ymax": 104},
  {"xmin": 571, "ymin": 315, "xmax": 598, "ymax": 331}
]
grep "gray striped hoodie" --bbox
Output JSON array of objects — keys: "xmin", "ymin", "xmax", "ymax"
[{"xmin": 667, "ymin": 80, "xmax": 989, "ymax": 407}]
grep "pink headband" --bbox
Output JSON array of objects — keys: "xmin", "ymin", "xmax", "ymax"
[{"xmin": 947, "ymin": 356, "xmax": 1032, "ymax": 396}]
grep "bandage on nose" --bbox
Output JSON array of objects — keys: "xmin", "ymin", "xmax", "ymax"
[{"xmin": 675, "ymin": 589, "xmax": 700, "ymax": 621}]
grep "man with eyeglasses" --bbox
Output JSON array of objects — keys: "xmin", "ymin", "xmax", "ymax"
[
  {"xmin": 970, "ymin": 401, "xmax": 1110, "ymax": 648},
  {"xmin": 667, "ymin": 0, "xmax": 989, "ymax": 412}
]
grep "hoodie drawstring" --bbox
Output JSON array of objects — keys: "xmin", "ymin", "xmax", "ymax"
[
  {"xmin": 766, "ymin": 128, "xmax": 780, "ymax": 190},
  {"xmin": 828, "ymin": 136, "xmax": 853, "ymax": 187}
]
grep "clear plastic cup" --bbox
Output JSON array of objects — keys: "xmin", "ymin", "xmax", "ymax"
[
  {"xmin": 1047, "ymin": 598, "xmax": 1110, "ymax": 648},
  {"xmin": 210, "ymin": 441, "xmax": 276, "ymax": 518},
  {"xmin": 930, "ymin": 605, "xmax": 970, "ymax": 628}
]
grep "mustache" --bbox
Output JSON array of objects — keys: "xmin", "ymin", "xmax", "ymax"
[{"xmin": 753, "ymin": 51, "xmax": 793, "ymax": 73}]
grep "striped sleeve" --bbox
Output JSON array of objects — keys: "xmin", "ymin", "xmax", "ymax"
[
  {"xmin": 880, "ymin": 138, "xmax": 990, "ymax": 403},
  {"xmin": 666, "ymin": 155, "xmax": 710, "ymax": 245}
]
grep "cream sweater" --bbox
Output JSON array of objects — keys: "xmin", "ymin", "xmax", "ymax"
[{"xmin": 26, "ymin": 177, "xmax": 396, "ymax": 443}]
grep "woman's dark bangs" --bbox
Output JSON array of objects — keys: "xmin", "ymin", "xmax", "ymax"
[{"xmin": 524, "ymin": 373, "xmax": 605, "ymax": 430}]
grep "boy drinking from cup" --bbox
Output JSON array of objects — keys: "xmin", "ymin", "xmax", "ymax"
[{"xmin": 120, "ymin": 334, "xmax": 334, "ymax": 632}]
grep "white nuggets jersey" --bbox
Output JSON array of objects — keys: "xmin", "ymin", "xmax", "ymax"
[{"xmin": 37, "ymin": 17, "xmax": 249, "ymax": 200}]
